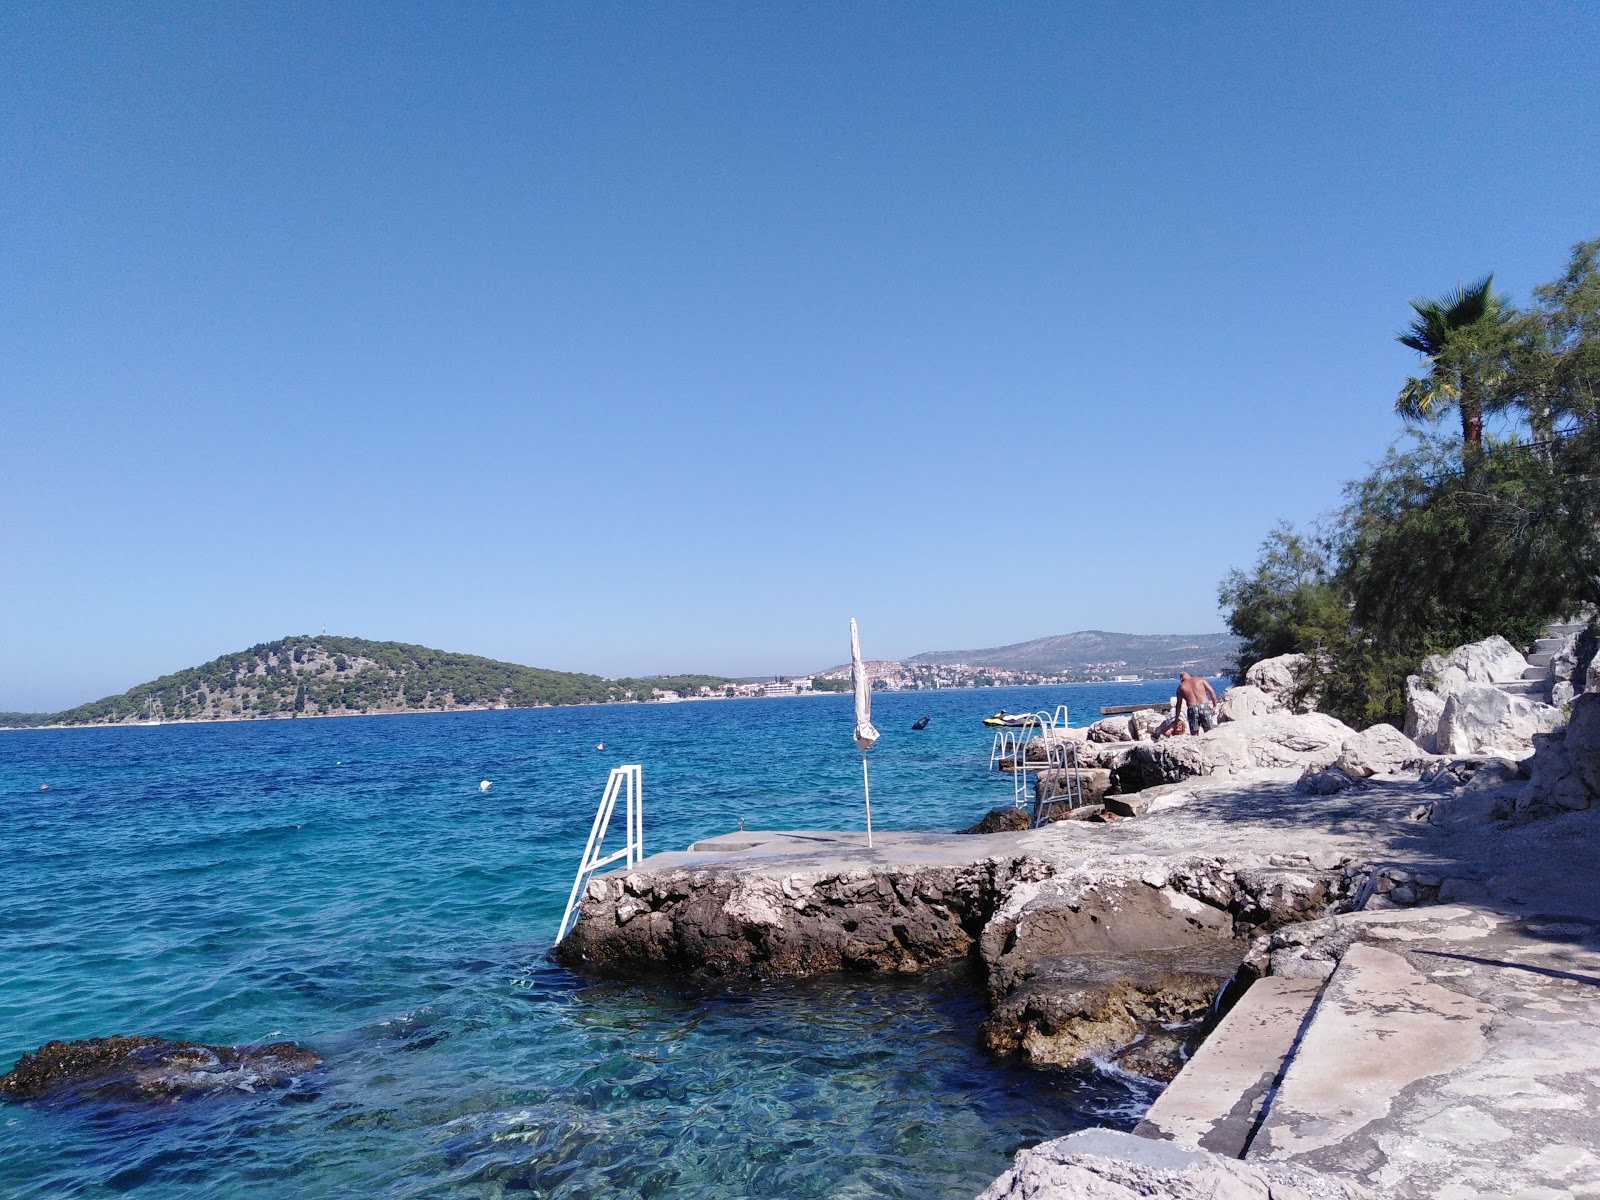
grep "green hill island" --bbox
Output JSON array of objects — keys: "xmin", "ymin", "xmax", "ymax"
[{"xmin": 0, "ymin": 636, "xmax": 737, "ymax": 728}]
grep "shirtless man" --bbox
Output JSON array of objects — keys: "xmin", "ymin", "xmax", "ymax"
[{"xmin": 1176, "ymin": 672, "xmax": 1219, "ymax": 734}]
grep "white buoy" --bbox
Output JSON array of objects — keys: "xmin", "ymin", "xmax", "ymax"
[{"xmin": 479, "ymin": 780, "xmax": 492, "ymax": 792}]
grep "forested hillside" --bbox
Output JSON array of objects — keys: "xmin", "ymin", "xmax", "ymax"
[{"xmin": 1, "ymin": 637, "xmax": 736, "ymax": 727}]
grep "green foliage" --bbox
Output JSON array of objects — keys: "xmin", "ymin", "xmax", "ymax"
[
  {"xmin": 1394, "ymin": 275, "xmax": 1512, "ymax": 451},
  {"xmin": 1224, "ymin": 236, "xmax": 1600, "ymax": 729},
  {"xmin": 811, "ymin": 677, "xmax": 852, "ymax": 692},
  {"xmin": 1217, "ymin": 523, "xmax": 1345, "ymax": 678},
  {"xmin": 2, "ymin": 636, "xmax": 739, "ymax": 726}
]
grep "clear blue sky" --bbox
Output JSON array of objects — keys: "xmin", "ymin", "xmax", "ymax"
[{"xmin": 3, "ymin": 3, "xmax": 1598, "ymax": 710}]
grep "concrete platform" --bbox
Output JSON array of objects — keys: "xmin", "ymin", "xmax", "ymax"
[
  {"xmin": 1136, "ymin": 975, "xmax": 1323, "ymax": 1157},
  {"xmin": 1249, "ymin": 908, "xmax": 1600, "ymax": 1197}
]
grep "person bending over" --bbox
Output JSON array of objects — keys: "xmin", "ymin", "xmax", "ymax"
[{"xmin": 1176, "ymin": 672, "xmax": 1218, "ymax": 734}]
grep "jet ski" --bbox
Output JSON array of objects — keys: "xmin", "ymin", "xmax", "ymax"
[
  {"xmin": 980, "ymin": 710, "xmax": 1037, "ymax": 728},
  {"xmin": 911, "ymin": 715, "xmax": 930, "ymax": 730}
]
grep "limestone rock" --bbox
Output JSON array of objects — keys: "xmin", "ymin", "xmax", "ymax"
[
  {"xmin": 1546, "ymin": 632, "xmax": 1580, "ymax": 690},
  {"xmin": 1130, "ymin": 706, "xmax": 1172, "ymax": 740},
  {"xmin": 976, "ymin": 1128, "xmax": 1372, "ymax": 1200},
  {"xmin": 1218, "ymin": 683, "xmax": 1283, "ymax": 722},
  {"xmin": 1419, "ymin": 634, "xmax": 1529, "ymax": 685},
  {"xmin": 1436, "ymin": 683, "xmax": 1563, "ymax": 756},
  {"xmin": 960, "ymin": 807, "xmax": 1031, "ymax": 835},
  {"xmin": 1036, "ymin": 767, "xmax": 1112, "ymax": 806},
  {"xmin": 1245, "ymin": 653, "xmax": 1316, "ymax": 712},
  {"xmin": 1405, "ymin": 636, "xmax": 1534, "ymax": 754},
  {"xmin": 1087, "ymin": 715, "xmax": 1132, "ymax": 743},
  {"xmin": 1403, "ymin": 675, "xmax": 1448, "ymax": 754},
  {"xmin": 1335, "ymin": 723, "xmax": 1423, "ymax": 777},
  {"xmin": 978, "ymin": 944, "xmax": 1239, "ymax": 1077},
  {"xmin": 1, "ymin": 1036, "xmax": 320, "ymax": 1103},
  {"xmin": 1569, "ymin": 692, "xmax": 1600, "ymax": 795},
  {"xmin": 1296, "ymin": 766, "xmax": 1365, "ymax": 795},
  {"xmin": 1117, "ymin": 713, "xmax": 1356, "ymax": 792}
]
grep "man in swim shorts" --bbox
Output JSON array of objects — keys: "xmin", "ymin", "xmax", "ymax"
[{"xmin": 1176, "ymin": 672, "xmax": 1219, "ymax": 734}]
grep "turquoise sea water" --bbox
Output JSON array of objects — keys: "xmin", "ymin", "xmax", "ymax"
[{"xmin": 0, "ymin": 681, "xmax": 1195, "ymax": 1199}]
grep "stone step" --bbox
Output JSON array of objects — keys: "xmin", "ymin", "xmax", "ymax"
[
  {"xmin": 1246, "ymin": 943, "xmax": 1495, "ymax": 1167},
  {"xmin": 1526, "ymin": 651, "xmax": 1554, "ymax": 669},
  {"xmin": 1533, "ymin": 636, "xmax": 1570, "ymax": 653},
  {"xmin": 1134, "ymin": 975, "xmax": 1323, "ymax": 1158},
  {"xmin": 1546, "ymin": 622, "xmax": 1589, "ymax": 636},
  {"xmin": 1497, "ymin": 680, "xmax": 1549, "ymax": 698},
  {"xmin": 1522, "ymin": 663, "xmax": 1549, "ymax": 679}
]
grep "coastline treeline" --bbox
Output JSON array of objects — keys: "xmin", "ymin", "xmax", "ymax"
[
  {"xmin": 1222, "ymin": 236, "xmax": 1600, "ymax": 727},
  {"xmin": 1, "ymin": 636, "xmax": 738, "ymax": 727}
]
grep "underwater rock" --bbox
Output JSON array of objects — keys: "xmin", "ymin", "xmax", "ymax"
[{"xmin": 1, "ymin": 1036, "xmax": 321, "ymax": 1103}]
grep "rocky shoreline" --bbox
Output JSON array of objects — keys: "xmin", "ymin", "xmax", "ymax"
[{"xmin": 555, "ymin": 631, "xmax": 1600, "ymax": 1198}]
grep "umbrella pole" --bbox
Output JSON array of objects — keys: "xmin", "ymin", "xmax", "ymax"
[{"xmin": 862, "ymin": 753, "xmax": 873, "ymax": 849}]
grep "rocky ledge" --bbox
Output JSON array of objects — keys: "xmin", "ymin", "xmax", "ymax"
[
  {"xmin": 1, "ymin": 1036, "xmax": 321, "ymax": 1103},
  {"xmin": 553, "ymin": 830, "xmax": 1369, "ymax": 1079}
]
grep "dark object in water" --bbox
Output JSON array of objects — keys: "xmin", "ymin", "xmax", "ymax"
[
  {"xmin": 1, "ymin": 1036, "xmax": 321, "ymax": 1103},
  {"xmin": 911, "ymin": 716, "xmax": 930, "ymax": 730}
]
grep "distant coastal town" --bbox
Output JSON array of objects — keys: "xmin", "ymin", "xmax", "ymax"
[{"xmin": 667, "ymin": 660, "xmax": 1146, "ymax": 701}]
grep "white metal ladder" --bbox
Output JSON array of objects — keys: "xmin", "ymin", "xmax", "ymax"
[{"xmin": 555, "ymin": 764, "xmax": 643, "ymax": 945}]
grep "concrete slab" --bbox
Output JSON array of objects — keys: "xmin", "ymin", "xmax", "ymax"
[
  {"xmin": 1250, "ymin": 912, "xmax": 1600, "ymax": 1197},
  {"xmin": 1135, "ymin": 975, "xmax": 1323, "ymax": 1157}
]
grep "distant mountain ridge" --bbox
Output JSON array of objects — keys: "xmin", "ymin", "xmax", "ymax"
[
  {"xmin": 0, "ymin": 636, "xmax": 736, "ymax": 728},
  {"xmin": 906, "ymin": 630, "xmax": 1238, "ymax": 677}
]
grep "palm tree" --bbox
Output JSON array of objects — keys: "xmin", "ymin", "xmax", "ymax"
[{"xmin": 1395, "ymin": 275, "xmax": 1510, "ymax": 454}]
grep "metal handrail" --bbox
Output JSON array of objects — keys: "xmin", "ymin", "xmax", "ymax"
[{"xmin": 555, "ymin": 764, "xmax": 643, "ymax": 945}]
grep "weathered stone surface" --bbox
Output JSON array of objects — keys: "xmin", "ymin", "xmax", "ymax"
[
  {"xmin": 960, "ymin": 807, "xmax": 1031, "ymax": 835},
  {"xmin": 1087, "ymin": 715, "xmax": 1132, "ymax": 743},
  {"xmin": 1218, "ymin": 683, "xmax": 1283, "ymax": 722},
  {"xmin": 1137, "ymin": 974, "xmax": 1323, "ymax": 1157},
  {"xmin": 977, "ymin": 1128, "xmax": 1372, "ymax": 1200},
  {"xmin": 1436, "ymin": 682, "xmax": 1563, "ymax": 756},
  {"xmin": 1420, "ymin": 634, "xmax": 1529, "ymax": 685},
  {"xmin": 1402, "ymin": 675, "xmax": 1448, "ymax": 753},
  {"xmin": 1333, "ymin": 723, "xmax": 1422, "ymax": 777},
  {"xmin": 1130, "ymin": 706, "xmax": 1172, "ymax": 740},
  {"xmin": 1404, "ymin": 635, "xmax": 1536, "ymax": 754},
  {"xmin": 556, "ymin": 856, "xmax": 1053, "ymax": 978},
  {"xmin": 1035, "ymin": 767, "xmax": 1112, "ymax": 806},
  {"xmin": 1116, "ymin": 713, "xmax": 1356, "ymax": 793},
  {"xmin": 1246, "ymin": 653, "xmax": 1316, "ymax": 712},
  {"xmin": 1571, "ymin": 691, "xmax": 1600, "ymax": 795},
  {"xmin": 1, "ymin": 1037, "xmax": 320, "ymax": 1103},
  {"xmin": 979, "ymin": 944, "xmax": 1239, "ymax": 1078}
]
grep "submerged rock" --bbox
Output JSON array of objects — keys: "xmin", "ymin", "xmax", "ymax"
[
  {"xmin": 1, "ymin": 1036, "xmax": 321, "ymax": 1103},
  {"xmin": 978, "ymin": 944, "xmax": 1239, "ymax": 1079}
]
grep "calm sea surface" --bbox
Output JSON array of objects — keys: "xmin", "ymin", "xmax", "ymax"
[{"xmin": 0, "ymin": 681, "xmax": 1198, "ymax": 1199}]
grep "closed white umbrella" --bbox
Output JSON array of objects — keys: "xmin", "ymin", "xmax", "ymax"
[{"xmin": 850, "ymin": 617, "xmax": 880, "ymax": 847}]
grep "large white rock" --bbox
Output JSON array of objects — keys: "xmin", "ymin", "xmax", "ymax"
[
  {"xmin": 976, "ymin": 1128, "xmax": 1371, "ymax": 1200},
  {"xmin": 1335, "ymin": 723, "xmax": 1425, "ymax": 777},
  {"xmin": 1436, "ymin": 683, "xmax": 1564, "ymax": 756},
  {"xmin": 1402, "ymin": 676, "xmax": 1448, "ymax": 754},
  {"xmin": 1418, "ymin": 635, "xmax": 1529, "ymax": 685},
  {"xmin": 1245, "ymin": 653, "xmax": 1314, "ymax": 711},
  {"xmin": 1123, "ymin": 712, "xmax": 1357, "ymax": 789},
  {"xmin": 1129, "ymin": 706, "xmax": 1172, "ymax": 740},
  {"xmin": 1086, "ymin": 715, "xmax": 1132, "ymax": 743},
  {"xmin": 1218, "ymin": 683, "xmax": 1283, "ymax": 722},
  {"xmin": 1405, "ymin": 636, "xmax": 1535, "ymax": 754}
]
